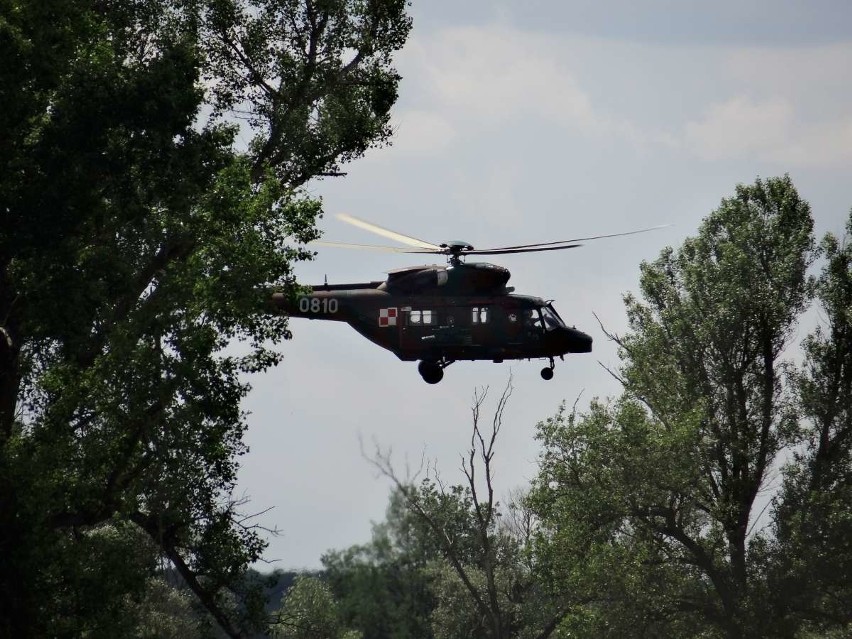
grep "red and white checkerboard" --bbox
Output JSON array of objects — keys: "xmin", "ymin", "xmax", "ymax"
[{"xmin": 378, "ymin": 307, "xmax": 398, "ymax": 327}]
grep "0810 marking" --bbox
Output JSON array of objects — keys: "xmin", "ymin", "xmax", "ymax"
[{"xmin": 299, "ymin": 297, "xmax": 338, "ymax": 313}]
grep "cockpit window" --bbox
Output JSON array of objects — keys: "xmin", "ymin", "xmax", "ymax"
[
  {"xmin": 541, "ymin": 305, "xmax": 564, "ymax": 330},
  {"xmin": 524, "ymin": 309, "xmax": 543, "ymax": 328}
]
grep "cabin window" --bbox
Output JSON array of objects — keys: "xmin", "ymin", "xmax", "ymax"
[
  {"xmin": 471, "ymin": 306, "xmax": 489, "ymax": 324},
  {"xmin": 409, "ymin": 310, "xmax": 434, "ymax": 325}
]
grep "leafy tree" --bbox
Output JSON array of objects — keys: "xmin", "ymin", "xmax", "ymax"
[
  {"xmin": 272, "ymin": 575, "xmax": 361, "ymax": 639},
  {"xmin": 531, "ymin": 176, "xmax": 822, "ymax": 638},
  {"xmin": 0, "ymin": 0, "xmax": 410, "ymax": 636},
  {"xmin": 530, "ymin": 400, "xmax": 725, "ymax": 638},
  {"xmin": 772, "ymin": 212, "xmax": 852, "ymax": 634},
  {"xmin": 131, "ymin": 575, "xmax": 206, "ymax": 639},
  {"xmin": 322, "ymin": 500, "xmax": 436, "ymax": 639}
]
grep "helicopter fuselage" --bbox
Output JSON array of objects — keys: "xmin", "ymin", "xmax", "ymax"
[{"xmin": 272, "ymin": 262, "xmax": 592, "ymax": 382}]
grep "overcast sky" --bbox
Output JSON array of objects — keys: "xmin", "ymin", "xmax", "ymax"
[{"xmin": 237, "ymin": 0, "xmax": 852, "ymax": 569}]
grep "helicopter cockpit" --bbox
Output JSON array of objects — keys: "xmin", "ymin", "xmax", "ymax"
[
  {"xmin": 525, "ymin": 304, "xmax": 565, "ymax": 331},
  {"xmin": 540, "ymin": 304, "xmax": 565, "ymax": 329}
]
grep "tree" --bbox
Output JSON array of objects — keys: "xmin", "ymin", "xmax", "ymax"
[
  {"xmin": 322, "ymin": 500, "xmax": 436, "ymax": 639},
  {"xmin": 272, "ymin": 575, "xmax": 361, "ymax": 639},
  {"xmin": 531, "ymin": 176, "xmax": 821, "ymax": 638},
  {"xmin": 530, "ymin": 400, "xmax": 726, "ymax": 638},
  {"xmin": 0, "ymin": 1, "xmax": 410, "ymax": 636},
  {"xmin": 369, "ymin": 382, "xmax": 571, "ymax": 639},
  {"xmin": 131, "ymin": 574, "xmax": 206, "ymax": 639},
  {"xmin": 772, "ymin": 211, "xmax": 852, "ymax": 634}
]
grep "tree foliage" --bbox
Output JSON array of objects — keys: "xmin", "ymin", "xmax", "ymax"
[
  {"xmin": 530, "ymin": 176, "xmax": 852, "ymax": 639},
  {"xmin": 322, "ymin": 495, "xmax": 436, "ymax": 639},
  {"xmin": 273, "ymin": 575, "xmax": 361, "ymax": 639},
  {"xmin": 773, "ymin": 213, "xmax": 852, "ymax": 634},
  {"xmin": 0, "ymin": 0, "xmax": 410, "ymax": 635}
]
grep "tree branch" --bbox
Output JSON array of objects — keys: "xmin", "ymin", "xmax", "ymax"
[{"xmin": 132, "ymin": 511, "xmax": 247, "ymax": 639}]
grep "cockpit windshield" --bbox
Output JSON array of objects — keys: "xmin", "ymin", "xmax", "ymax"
[{"xmin": 541, "ymin": 305, "xmax": 564, "ymax": 330}]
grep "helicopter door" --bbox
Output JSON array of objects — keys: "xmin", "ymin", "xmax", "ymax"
[
  {"xmin": 474, "ymin": 304, "xmax": 524, "ymax": 346},
  {"xmin": 469, "ymin": 305, "xmax": 493, "ymax": 345},
  {"xmin": 400, "ymin": 307, "xmax": 435, "ymax": 351}
]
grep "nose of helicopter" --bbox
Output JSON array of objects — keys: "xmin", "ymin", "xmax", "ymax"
[{"xmin": 550, "ymin": 326, "xmax": 593, "ymax": 354}]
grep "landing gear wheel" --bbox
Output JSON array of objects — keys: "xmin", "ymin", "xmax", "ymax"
[
  {"xmin": 418, "ymin": 361, "xmax": 444, "ymax": 384},
  {"xmin": 541, "ymin": 357, "xmax": 555, "ymax": 380}
]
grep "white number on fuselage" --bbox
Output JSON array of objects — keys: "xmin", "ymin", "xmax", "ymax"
[{"xmin": 298, "ymin": 297, "xmax": 338, "ymax": 313}]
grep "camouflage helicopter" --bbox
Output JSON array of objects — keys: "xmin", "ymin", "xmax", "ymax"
[{"xmin": 272, "ymin": 214, "xmax": 664, "ymax": 384}]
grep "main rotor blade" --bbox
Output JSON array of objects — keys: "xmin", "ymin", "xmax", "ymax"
[
  {"xmin": 466, "ymin": 244, "xmax": 583, "ymax": 256},
  {"xmin": 483, "ymin": 224, "xmax": 670, "ymax": 252},
  {"xmin": 337, "ymin": 213, "xmax": 441, "ymax": 250},
  {"xmin": 403, "ymin": 244, "xmax": 584, "ymax": 256},
  {"xmin": 311, "ymin": 240, "xmax": 436, "ymax": 253}
]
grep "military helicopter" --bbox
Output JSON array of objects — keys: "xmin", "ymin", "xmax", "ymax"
[{"xmin": 272, "ymin": 214, "xmax": 664, "ymax": 384}]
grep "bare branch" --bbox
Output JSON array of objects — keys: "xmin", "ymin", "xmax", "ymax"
[
  {"xmin": 594, "ymin": 311, "xmax": 623, "ymax": 346},
  {"xmin": 598, "ymin": 360, "xmax": 628, "ymax": 387},
  {"xmin": 365, "ymin": 377, "xmax": 518, "ymax": 636}
]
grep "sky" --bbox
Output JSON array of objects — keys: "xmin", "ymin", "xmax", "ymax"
[{"xmin": 237, "ymin": 0, "xmax": 852, "ymax": 569}]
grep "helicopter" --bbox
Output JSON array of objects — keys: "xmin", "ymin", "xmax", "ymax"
[{"xmin": 271, "ymin": 214, "xmax": 665, "ymax": 384}]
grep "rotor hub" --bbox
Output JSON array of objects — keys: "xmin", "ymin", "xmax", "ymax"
[{"xmin": 440, "ymin": 240, "xmax": 474, "ymax": 265}]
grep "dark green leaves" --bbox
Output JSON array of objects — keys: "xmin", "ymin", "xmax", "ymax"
[{"xmin": 0, "ymin": 0, "xmax": 410, "ymax": 634}]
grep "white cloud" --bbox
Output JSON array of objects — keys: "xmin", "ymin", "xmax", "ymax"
[
  {"xmin": 397, "ymin": 26, "xmax": 852, "ymax": 168},
  {"xmin": 678, "ymin": 43, "xmax": 852, "ymax": 167},
  {"xmin": 684, "ymin": 96, "xmax": 794, "ymax": 160},
  {"xmin": 407, "ymin": 26, "xmax": 638, "ymax": 137},
  {"xmin": 777, "ymin": 116, "xmax": 852, "ymax": 167},
  {"xmin": 421, "ymin": 27, "xmax": 595, "ymax": 126},
  {"xmin": 683, "ymin": 96, "xmax": 852, "ymax": 167},
  {"xmin": 725, "ymin": 43, "xmax": 852, "ymax": 112}
]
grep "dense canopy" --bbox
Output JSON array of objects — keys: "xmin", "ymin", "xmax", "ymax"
[{"xmin": 0, "ymin": 0, "xmax": 410, "ymax": 636}]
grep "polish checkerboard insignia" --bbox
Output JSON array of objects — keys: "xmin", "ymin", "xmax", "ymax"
[{"xmin": 379, "ymin": 307, "xmax": 398, "ymax": 327}]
